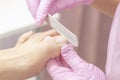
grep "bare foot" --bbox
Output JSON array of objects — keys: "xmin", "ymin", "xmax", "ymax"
[{"xmin": 15, "ymin": 31, "xmax": 34, "ymax": 47}]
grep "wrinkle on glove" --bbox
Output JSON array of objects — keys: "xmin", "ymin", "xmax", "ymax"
[
  {"xmin": 46, "ymin": 44, "xmax": 107, "ymax": 80},
  {"xmin": 26, "ymin": 0, "xmax": 94, "ymax": 25}
]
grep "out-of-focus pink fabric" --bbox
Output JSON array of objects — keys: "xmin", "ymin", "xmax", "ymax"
[
  {"xmin": 46, "ymin": 44, "xmax": 106, "ymax": 80},
  {"xmin": 106, "ymin": 3, "xmax": 120, "ymax": 80},
  {"xmin": 26, "ymin": 0, "xmax": 94, "ymax": 24}
]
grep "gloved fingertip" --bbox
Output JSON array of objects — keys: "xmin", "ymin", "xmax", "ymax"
[
  {"xmin": 61, "ymin": 44, "xmax": 73, "ymax": 52},
  {"xmin": 35, "ymin": 14, "xmax": 47, "ymax": 25},
  {"xmin": 35, "ymin": 18, "xmax": 44, "ymax": 25},
  {"xmin": 46, "ymin": 59, "xmax": 59, "ymax": 74}
]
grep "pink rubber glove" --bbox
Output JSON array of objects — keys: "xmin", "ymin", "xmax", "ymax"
[
  {"xmin": 26, "ymin": 0, "xmax": 94, "ymax": 24},
  {"xmin": 46, "ymin": 44, "xmax": 107, "ymax": 80}
]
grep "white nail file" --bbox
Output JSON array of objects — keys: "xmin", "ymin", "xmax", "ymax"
[{"xmin": 46, "ymin": 14, "xmax": 79, "ymax": 47}]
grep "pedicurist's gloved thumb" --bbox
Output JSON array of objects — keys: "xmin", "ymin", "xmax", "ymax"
[
  {"xmin": 26, "ymin": 0, "xmax": 94, "ymax": 25},
  {"xmin": 46, "ymin": 44, "xmax": 107, "ymax": 80}
]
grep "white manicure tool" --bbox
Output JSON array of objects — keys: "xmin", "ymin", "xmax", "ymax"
[{"xmin": 46, "ymin": 14, "xmax": 79, "ymax": 47}]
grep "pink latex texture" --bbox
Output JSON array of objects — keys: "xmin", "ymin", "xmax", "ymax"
[
  {"xmin": 105, "ymin": 3, "xmax": 120, "ymax": 80},
  {"xmin": 46, "ymin": 44, "xmax": 106, "ymax": 80},
  {"xmin": 26, "ymin": 0, "xmax": 94, "ymax": 24}
]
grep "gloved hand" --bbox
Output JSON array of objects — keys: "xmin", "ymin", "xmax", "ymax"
[
  {"xmin": 26, "ymin": 0, "xmax": 94, "ymax": 24},
  {"xmin": 46, "ymin": 44, "xmax": 107, "ymax": 80}
]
